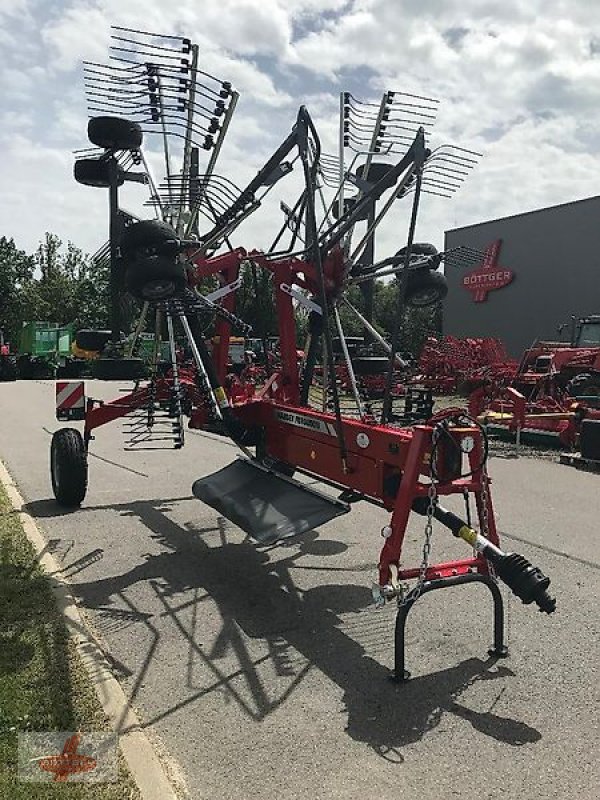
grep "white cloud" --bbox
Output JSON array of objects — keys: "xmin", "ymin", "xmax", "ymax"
[{"xmin": 0, "ymin": 0, "xmax": 598, "ymax": 272}]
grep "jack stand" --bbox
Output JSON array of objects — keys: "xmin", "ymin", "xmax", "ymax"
[{"xmin": 390, "ymin": 572, "xmax": 508, "ymax": 683}]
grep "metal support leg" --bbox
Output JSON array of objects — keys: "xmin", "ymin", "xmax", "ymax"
[{"xmin": 390, "ymin": 573, "xmax": 508, "ymax": 683}]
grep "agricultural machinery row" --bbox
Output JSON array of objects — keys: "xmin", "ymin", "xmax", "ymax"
[{"xmin": 47, "ymin": 26, "xmax": 557, "ymax": 681}]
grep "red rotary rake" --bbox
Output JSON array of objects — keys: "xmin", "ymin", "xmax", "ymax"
[{"xmin": 51, "ymin": 27, "xmax": 555, "ymax": 681}]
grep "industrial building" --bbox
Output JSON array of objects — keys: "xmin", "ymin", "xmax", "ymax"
[{"xmin": 443, "ymin": 195, "xmax": 600, "ymax": 356}]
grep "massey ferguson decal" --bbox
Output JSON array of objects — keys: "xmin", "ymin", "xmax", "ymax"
[
  {"xmin": 275, "ymin": 409, "xmax": 337, "ymax": 436},
  {"xmin": 462, "ymin": 239, "xmax": 514, "ymax": 302}
]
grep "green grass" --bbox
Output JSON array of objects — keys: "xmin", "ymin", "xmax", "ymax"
[{"xmin": 0, "ymin": 485, "xmax": 141, "ymax": 799}]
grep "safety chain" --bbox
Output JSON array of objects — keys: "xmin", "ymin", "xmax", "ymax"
[{"xmin": 398, "ymin": 425, "xmax": 441, "ymax": 607}]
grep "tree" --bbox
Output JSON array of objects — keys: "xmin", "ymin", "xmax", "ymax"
[
  {"xmin": 0, "ymin": 237, "xmax": 35, "ymax": 346},
  {"xmin": 23, "ymin": 233, "xmax": 112, "ymax": 332},
  {"xmin": 235, "ymin": 261, "xmax": 277, "ymax": 338}
]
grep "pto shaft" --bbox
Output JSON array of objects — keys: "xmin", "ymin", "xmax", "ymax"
[{"xmin": 412, "ymin": 499, "xmax": 556, "ymax": 614}]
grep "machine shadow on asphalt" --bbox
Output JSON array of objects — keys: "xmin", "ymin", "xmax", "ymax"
[{"xmin": 23, "ymin": 495, "xmax": 542, "ymax": 760}]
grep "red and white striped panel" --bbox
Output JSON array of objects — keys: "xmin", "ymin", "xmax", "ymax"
[{"xmin": 56, "ymin": 381, "xmax": 85, "ymax": 416}]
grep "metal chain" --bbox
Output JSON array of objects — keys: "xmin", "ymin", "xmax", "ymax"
[
  {"xmin": 398, "ymin": 426, "xmax": 440, "ymax": 607},
  {"xmin": 479, "ymin": 464, "xmax": 490, "ymax": 541}
]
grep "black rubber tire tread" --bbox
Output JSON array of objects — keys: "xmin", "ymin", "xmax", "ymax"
[
  {"xmin": 396, "ymin": 242, "xmax": 439, "ymax": 257},
  {"xmin": 120, "ymin": 220, "xmax": 178, "ymax": 257},
  {"xmin": 567, "ymin": 372, "xmax": 600, "ymax": 397},
  {"xmin": 405, "ymin": 269, "xmax": 448, "ymax": 307},
  {"xmin": 88, "ymin": 116, "xmax": 143, "ymax": 150},
  {"xmin": 124, "ymin": 256, "xmax": 186, "ymax": 301},
  {"xmin": 74, "ymin": 158, "xmax": 124, "ymax": 188},
  {"xmin": 91, "ymin": 357, "xmax": 147, "ymax": 381},
  {"xmin": 75, "ymin": 329, "xmax": 112, "ymax": 352},
  {"xmin": 51, "ymin": 428, "xmax": 88, "ymax": 507}
]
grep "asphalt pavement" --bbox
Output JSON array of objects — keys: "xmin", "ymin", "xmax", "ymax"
[{"xmin": 1, "ymin": 379, "xmax": 599, "ymax": 800}]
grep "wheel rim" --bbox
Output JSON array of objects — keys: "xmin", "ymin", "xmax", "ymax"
[
  {"xmin": 411, "ymin": 288, "xmax": 441, "ymax": 306},
  {"xmin": 142, "ymin": 279, "xmax": 176, "ymax": 300}
]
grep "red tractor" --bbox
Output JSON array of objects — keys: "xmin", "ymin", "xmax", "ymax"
[{"xmin": 513, "ymin": 315, "xmax": 600, "ymax": 399}]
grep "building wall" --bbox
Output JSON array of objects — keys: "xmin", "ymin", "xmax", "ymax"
[{"xmin": 443, "ymin": 196, "xmax": 600, "ymax": 356}]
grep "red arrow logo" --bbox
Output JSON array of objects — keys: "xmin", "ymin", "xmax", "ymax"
[{"xmin": 462, "ymin": 239, "xmax": 514, "ymax": 302}]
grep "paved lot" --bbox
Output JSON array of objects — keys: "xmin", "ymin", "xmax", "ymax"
[{"xmin": 1, "ymin": 379, "xmax": 599, "ymax": 800}]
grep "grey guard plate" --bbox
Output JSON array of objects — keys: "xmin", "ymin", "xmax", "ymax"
[{"xmin": 192, "ymin": 458, "xmax": 350, "ymax": 545}]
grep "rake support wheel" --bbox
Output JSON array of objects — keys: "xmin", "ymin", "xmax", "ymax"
[
  {"xmin": 405, "ymin": 269, "xmax": 448, "ymax": 307},
  {"xmin": 51, "ymin": 428, "xmax": 88, "ymax": 507},
  {"xmin": 124, "ymin": 256, "xmax": 187, "ymax": 301},
  {"xmin": 74, "ymin": 158, "xmax": 124, "ymax": 188},
  {"xmin": 87, "ymin": 116, "xmax": 143, "ymax": 151}
]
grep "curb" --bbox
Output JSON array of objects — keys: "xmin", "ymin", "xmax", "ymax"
[{"xmin": 0, "ymin": 459, "xmax": 181, "ymax": 800}]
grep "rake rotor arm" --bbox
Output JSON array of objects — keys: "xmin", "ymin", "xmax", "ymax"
[
  {"xmin": 318, "ymin": 135, "xmax": 420, "ymax": 258},
  {"xmin": 198, "ymin": 126, "xmax": 300, "ymax": 246}
]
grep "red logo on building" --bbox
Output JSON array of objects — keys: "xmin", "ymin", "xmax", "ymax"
[{"xmin": 462, "ymin": 239, "xmax": 514, "ymax": 302}]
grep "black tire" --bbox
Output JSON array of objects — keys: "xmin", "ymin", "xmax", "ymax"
[
  {"xmin": 566, "ymin": 372, "xmax": 600, "ymax": 397},
  {"xmin": 74, "ymin": 157, "xmax": 124, "ymax": 188},
  {"xmin": 0, "ymin": 356, "xmax": 17, "ymax": 381},
  {"xmin": 125, "ymin": 256, "xmax": 187, "ymax": 301},
  {"xmin": 120, "ymin": 220, "xmax": 178, "ymax": 258},
  {"xmin": 88, "ymin": 116, "xmax": 143, "ymax": 150},
  {"xmin": 32, "ymin": 359, "xmax": 55, "ymax": 380},
  {"xmin": 91, "ymin": 357, "xmax": 147, "ymax": 381},
  {"xmin": 405, "ymin": 269, "xmax": 448, "ymax": 307},
  {"xmin": 75, "ymin": 330, "xmax": 112, "ymax": 352},
  {"xmin": 396, "ymin": 243, "xmax": 439, "ymax": 257},
  {"xmin": 51, "ymin": 428, "xmax": 88, "ymax": 507},
  {"xmin": 17, "ymin": 355, "xmax": 34, "ymax": 380}
]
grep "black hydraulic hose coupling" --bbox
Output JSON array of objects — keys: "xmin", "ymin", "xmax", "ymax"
[{"xmin": 487, "ymin": 552, "xmax": 556, "ymax": 614}]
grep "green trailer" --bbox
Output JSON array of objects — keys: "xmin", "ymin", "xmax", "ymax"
[{"xmin": 17, "ymin": 322, "xmax": 82, "ymax": 379}]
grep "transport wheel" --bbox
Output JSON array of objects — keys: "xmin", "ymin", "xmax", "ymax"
[
  {"xmin": 124, "ymin": 256, "xmax": 187, "ymax": 301},
  {"xmin": 87, "ymin": 116, "xmax": 143, "ymax": 150},
  {"xmin": 73, "ymin": 157, "xmax": 124, "ymax": 188},
  {"xmin": 50, "ymin": 428, "xmax": 88, "ymax": 507},
  {"xmin": 405, "ymin": 269, "xmax": 448, "ymax": 307},
  {"xmin": 91, "ymin": 357, "xmax": 147, "ymax": 381}
]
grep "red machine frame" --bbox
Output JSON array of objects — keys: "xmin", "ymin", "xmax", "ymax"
[
  {"xmin": 70, "ymin": 108, "xmax": 555, "ymax": 680},
  {"xmin": 81, "ymin": 245, "xmax": 515, "ymax": 679}
]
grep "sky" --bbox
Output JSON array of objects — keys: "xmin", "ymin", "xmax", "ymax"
[{"xmin": 2, "ymin": 0, "xmax": 600, "ymax": 263}]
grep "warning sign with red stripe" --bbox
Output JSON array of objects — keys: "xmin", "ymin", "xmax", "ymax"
[{"xmin": 56, "ymin": 382, "xmax": 86, "ymax": 421}]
